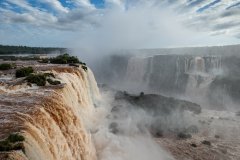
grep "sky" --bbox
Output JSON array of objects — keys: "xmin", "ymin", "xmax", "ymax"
[{"xmin": 0, "ymin": 0, "xmax": 240, "ymax": 48}]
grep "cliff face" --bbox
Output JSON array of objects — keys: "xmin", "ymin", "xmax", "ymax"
[
  {"xmin": 95, "ymin": 52, "xmax": 240, "ymax": 108},
  {"xmin": 124, "ymin": 55, "xmax": 222, "ymax": 94},
  {"xmin": 0, "ymin": 65, "xmax": 100, "ymax": 160}
]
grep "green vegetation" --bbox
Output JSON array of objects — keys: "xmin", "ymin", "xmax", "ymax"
[
  {"xmin": 47, "ymin": 78, "xmax": 61, "ymax": 85},
  {"xmin": 7, "ymin": 133, "xmax": 25, "ymax": 143},
  {"xmin": 0, "ymin": 133, "xmax": 25, "ymax": 152},
  {"xmin": 43, "ymin": 73, "xmax": 55, "ymax": 78},
  {"xmin": 50, "ymin": 53, "xmax": 80, "ymax": 64},
  {"xmin": 26, "ymin": 74, "xmax": 46, "ymax": 86},
  {"xmin": 49, "ymin": 53, "xmax": 88, "ymax": 72},
  {"xmin": 82, "ymin": 66, "xmax": 88, "ymax": 71},
  {"xmin": 0, "ymin": 63, "xmax": 12, "ymax": 70},
  {"xmin": 16, "ymin": 67, "xmax": 34, "ymax": 78},
  {"xmin": 26, "ymin": 73, "xmax": 60, "ymax": 86},
  {"xmin": 0, "ymin": 44, "xmax": 66, "ymax": 55}
]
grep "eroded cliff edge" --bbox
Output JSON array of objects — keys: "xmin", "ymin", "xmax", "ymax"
[{"xmin": 0, "ymin": 62, "xmax": 100, "ymax": 160}]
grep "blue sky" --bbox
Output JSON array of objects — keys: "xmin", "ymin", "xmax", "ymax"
[
  {"xmin": 0, "ymin": 0, "xmax": 240, "ymax": 48},
  {"xmin": 90, "ymin": 0, "xmax": 105, "ymax": 8}
]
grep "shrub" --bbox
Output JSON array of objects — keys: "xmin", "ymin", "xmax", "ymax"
[
  {"xmin": 0, "ymin": 133, "xmax": 25, "ymax": 152},
  {"xmin": 47, "ymin": 78, "xmax": 61, "ymax": 85},
  {"xmin": 0, "ymin": 140, "xmax": 12, "ymax": 152},
  {"xmin": 8, "ymin": 133, "xmax": 25, "ymax": 143},
  {"xmin": 26, "ymin": 74, "xmax": 46, "ymax": 86},
  {"xmin": 26, "ymin": 73, "xmax": 59, "ymax": 86},
  {"xmin": 0, "ymin": 63, "xmax": 12, "ymax": 70},
  {"xmin": 16, "ymin": 67, "xmax": 34, "ymax": 78},
  {"xmin": 82, "ymin": 66, "xmax": 88, "ymax": 71},
  {"xmin": 43, "ymin": 73, "xmax": 55, "ymax": 78},
  {"xmin": 50, "ymin": 53, "xmax": 80, "ymax": 64}
]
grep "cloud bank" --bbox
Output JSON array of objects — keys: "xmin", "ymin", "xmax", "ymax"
[{"xmin": 0, "ymin": 0, "xmax": 240, "ymax": 47}]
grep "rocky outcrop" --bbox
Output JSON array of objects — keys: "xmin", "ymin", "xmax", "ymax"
[{"xmin": 114, "ymin": 91, "xmax": 201, "ymax": 115}]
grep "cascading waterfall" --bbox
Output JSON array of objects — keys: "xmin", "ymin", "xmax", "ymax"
[
  {"xmin": 185, "ymin": 56, "xmax": 222, "ymax": 104},
  {"xmin": 125, "ymin": 57, "xmax": 148, "ymax": 83},
  {"xmin": 184, "ymin": 56, "xmax": 221, "ymax": 75},
  {"xmin": 175, "ymin": 56, "xmax": 181, "ymax": 85},
  {"xmin": 124, "ymin": 56, "xmax": 151, "ymax": 92},
  {"xmin": 123, "ymin": 54, "xmax": 222, "ymax": 97},
  {"xmin": 0, "ymin": 66, "xmax": 101, "ymax": 160}
]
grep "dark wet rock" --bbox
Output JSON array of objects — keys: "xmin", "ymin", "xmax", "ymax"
[
  {"xmin": 155, "ymin": 131, "xmax": 163, "ymax": 138},
  {"xmin": 115, "ymin": 91, "xmax": 201, "ymax": 115},
  {"xmin": 151, "ymin": 128, "xmax": 164, "ymax": 138},
  {"xmin": 215, "ymin": 135, "xmax": 220, "ymax": 139},
  {"xmin": 109, "ymin": 122, "xmax": 119, "ymax": 134},
  {"xmin": 202, "ymin": 140, "xmax": 211, "ymax": 146},
  {"xmin": 177, "ymin": 132, "xmax": 192, "ymax": 139},
  {"xmin": 191, "ymin": 143, "xmax": 197, "ymax": 147}
]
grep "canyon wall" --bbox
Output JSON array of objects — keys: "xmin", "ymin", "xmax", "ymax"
[{"xmin": 92, "ymin": 46, "xmax": 240, "ymax": 108}]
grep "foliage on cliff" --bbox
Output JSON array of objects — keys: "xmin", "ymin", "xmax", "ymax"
[
  {"xmin": 50, "ymin": 53, "xmax": 80, "ymax": 64},
  {"xmin": 26, "ymin": 73, "xmax": 61, "ymax": 86},
  {"xmin": 0, "ymin": 63, "xmax": 13, "ymax": 70},
  {"xmin": 26, "ymin": 74, "xmax": 47, "ymax": 86},
  {"xmin": 49, "ymin": 53, "xmax": 88, "ymax": 71},
  {"xmin": 16, "ymin": 67, "xmax": 34, "ymax": 78},
  {"xmin": 47, "ymin": 78, "xmax": 61, "ymax": 85},
  {"xmin": 0, "ymin": 133, "xmax": 25, "ymax": 152}
]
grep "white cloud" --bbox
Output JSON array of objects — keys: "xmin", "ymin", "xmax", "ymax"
[
  {"xmin": 0, "ymin": 0, "xmax": 239, "ymax": 47},
  {"xmin": 74, "ymin": 0, "xmax": 95, "ymax": 9},
  {"xmin": 39, "ymin": 0, "xmax": 69, "ymax": 13}
]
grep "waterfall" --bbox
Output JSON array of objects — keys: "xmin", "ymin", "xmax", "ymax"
[
  {"xmin": 0, "ymin": 66, "xmax": 100, "ymax": 160},
  {"xmin": 185, "ymin": 56, "xmax": 222, "ymax": 104},
  {"xmin": 124, "ymin": 56, "xmax": 151, "ymax": 92},
  {"xmin": 194, "ymin": 57, "xmax": 205, "ymax": 73},
  {"xmin": 122, "ymin": 54, "xmax": 222, "ymax": 96},
  {"xmin": 175, "ymin": 56, "xmax": 181, "ymax": 85}
]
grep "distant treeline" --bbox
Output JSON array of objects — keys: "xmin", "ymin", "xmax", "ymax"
[{"xmin": 0, "ymin": 45, "xmax": 67, "ymax": 55}]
